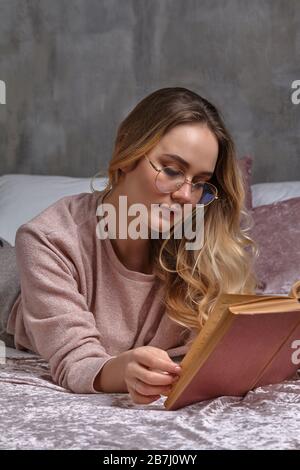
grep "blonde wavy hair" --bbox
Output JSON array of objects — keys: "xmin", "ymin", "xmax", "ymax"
[{"xmin": 92, "ymin": 87, "xmax": 260, "ymax": 343}]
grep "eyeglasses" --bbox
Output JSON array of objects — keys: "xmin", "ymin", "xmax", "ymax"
[{"xmin": 144, "ymin": 155, "xmax": 219, "ymax": 206}]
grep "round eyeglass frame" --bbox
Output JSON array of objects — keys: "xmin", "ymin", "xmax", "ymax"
[{"xmin": 144, "ymin": 155, "xmax": 219, "ymax": 207}]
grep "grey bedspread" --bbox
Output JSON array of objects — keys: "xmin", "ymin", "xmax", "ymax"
[{"xmin": 0, "ymin": 347, "xmax": 300, "ymax": 450}]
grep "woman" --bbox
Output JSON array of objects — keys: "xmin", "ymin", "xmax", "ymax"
[{"xmin": 3, "ymin": 87, "xmax": 258, "ymax": 404}]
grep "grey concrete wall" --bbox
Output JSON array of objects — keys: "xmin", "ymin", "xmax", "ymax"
[{"xmin": 0, "ymin": 0, "xmax": 299, "ymax": 183}]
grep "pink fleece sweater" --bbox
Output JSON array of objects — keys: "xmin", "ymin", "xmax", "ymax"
[{"xmin": 7, "ymin": 188, "xmax": 193, "ymax": 393}]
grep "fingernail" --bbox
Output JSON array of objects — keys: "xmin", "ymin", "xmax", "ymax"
[{"xmin": 174, "ymin": 365, "xmax": 181, "ymax": 371}]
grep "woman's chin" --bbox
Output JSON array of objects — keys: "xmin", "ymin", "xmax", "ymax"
[{"xmin": 148, "ymin": 214, "xmax": 175, "ymax": 237}]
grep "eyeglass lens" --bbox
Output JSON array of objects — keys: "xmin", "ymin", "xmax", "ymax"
[{"xmin": 156, "ymin": 167, "xmax": 216, "ymax": 205}]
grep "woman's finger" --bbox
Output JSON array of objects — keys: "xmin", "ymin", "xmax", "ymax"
[
  {"xmin": 133, "ymin": 349, "xmax": 181, "ymax": 376},
  {"xmin": 133, "ymin": 362, "xmax": 180, "ymax": 386},
  {"xmin": 133, "ymin": 377, "xmax": 175, "ymax": 397}
]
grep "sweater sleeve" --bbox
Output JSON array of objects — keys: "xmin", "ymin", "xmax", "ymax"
[{"xmin": 14, "ymin": 223, "xmax": 117, "ymax": 394}]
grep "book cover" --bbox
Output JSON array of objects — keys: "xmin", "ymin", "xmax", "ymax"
[{"xmin": 164, "ymin": 280, "xmax": 300, "ymax": 411}]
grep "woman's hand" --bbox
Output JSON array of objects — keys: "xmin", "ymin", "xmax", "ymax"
[{"xmin": 122, "ymin": 346, "xmax": 182, "ymax": 404}]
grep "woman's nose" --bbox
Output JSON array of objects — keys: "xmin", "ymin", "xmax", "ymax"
[{"xmin": 171, "ymin": 181, "xmax": 193, "ymax": 204}]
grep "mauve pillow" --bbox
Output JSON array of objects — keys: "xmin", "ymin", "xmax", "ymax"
[
  {"xmin": 250, "ymin": 197, "xmax": 300, "ymax": 295},
  {"xmin": 237, "ymin": 156, "xmax": 253, "ymax": 210}
]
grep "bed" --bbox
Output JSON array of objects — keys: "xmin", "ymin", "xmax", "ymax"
[
  {"xmin": 1, "ymin": 347, "xmax": 300, "ymax": 450},
  {"xmin": 0, "ymin": 165, "xmax": 300, "ymax": 450}
]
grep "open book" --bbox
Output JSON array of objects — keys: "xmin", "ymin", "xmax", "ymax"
[{"xmin": 164, "ymin": 280, "xmax": 300, "ymax": 411}]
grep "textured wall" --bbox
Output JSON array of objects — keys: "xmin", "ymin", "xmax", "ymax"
[{"xmin": 0, "ymin": 0, "xmax": 299, "ymax": 183}]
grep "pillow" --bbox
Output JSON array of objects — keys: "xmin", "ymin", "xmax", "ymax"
[
  {"xmin": 237, "ymin": 156, "xmax": 253, "ymax": 210},
  {"xmin": 0, "ymin": 161, "xmax": 253, "ymax": 245},
  {"xmin": 250, "ymin": 197, "xmax": 300, "ymax": 295},
  {"xmin": 252, "ymin": 181, "xmax": 300, "ymax": 207},
  {"xmin": 0, "ymin": 174, "xmax": 108, "ymax": 245}
]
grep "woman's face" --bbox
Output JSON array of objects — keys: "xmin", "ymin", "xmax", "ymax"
[{"xmin": 119, "ymin": 122, "xmax": 219, "ymax": 235}]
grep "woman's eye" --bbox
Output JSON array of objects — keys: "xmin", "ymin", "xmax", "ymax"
[
  {"xmin": 194, "ymin": 181, "xmax": 205, "ymax": 189},
  {"xmin": 163, "ymin": 166, "xmax": 182, "ymax": 177}
]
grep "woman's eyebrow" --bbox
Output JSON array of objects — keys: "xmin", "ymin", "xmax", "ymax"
[{"xmin": 161, "ymin": 153, "xmax": 214, "ymax": 177}]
